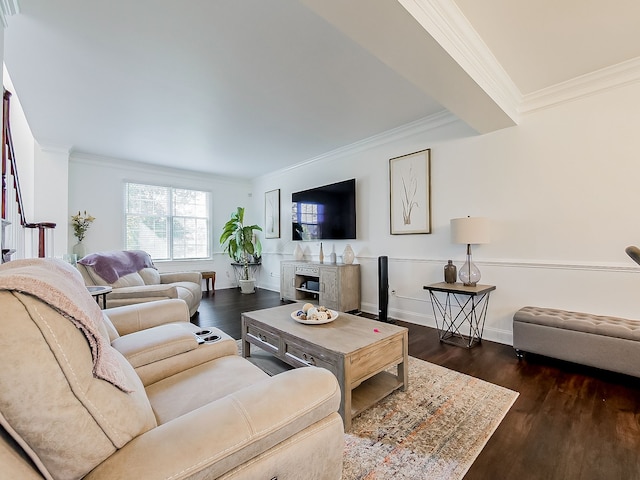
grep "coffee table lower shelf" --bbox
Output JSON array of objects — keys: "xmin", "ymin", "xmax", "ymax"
[{"xmin": 350, "ymin": 370, "xmax": 403, "ymax": 419}]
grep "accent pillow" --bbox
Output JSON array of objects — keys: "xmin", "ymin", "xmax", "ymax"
[
  {"xmin": 139, "ymin": 267, "xmax": 161, "ymax": 285},
  {"xmin": 111, "ymin": 272, "xmax": 145, "ymax": 288}
]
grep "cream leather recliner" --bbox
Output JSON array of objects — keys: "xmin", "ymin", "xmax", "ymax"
[
  {"xmin": 76, "ymin": 250, "xmax": 202, "ymax": 316},
  {"xmin": 0, "ymin": 259, "xmax": 344, "ymax": 480}
]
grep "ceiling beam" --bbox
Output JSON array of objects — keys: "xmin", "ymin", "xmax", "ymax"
[{"xmin": 299, "ymin": 0, "xmax": 518, "ymax": 134}]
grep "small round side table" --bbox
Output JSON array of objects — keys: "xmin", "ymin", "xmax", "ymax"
[{"xmin": 87, "ymin": 285, "xmax": 112, "ymax": 309}]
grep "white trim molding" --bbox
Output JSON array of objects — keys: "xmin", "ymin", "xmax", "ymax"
[
  {"xmin": 265, "ymin": 110, "xmax": 459, "ymax": 178},
  {"xmin": 355, "ymin": 254, "xmax": 640, "ymax": 274},
  {"xmin": 399, "ymin": 0, "xmax": 522, "ymax": 124},
  {"xmin": 521, "ymin": 56, "xmax": 640, "ymax": 114},
  {"xmin": 0, "ymin": 0, "xmax": 20, "ymax": 27}
]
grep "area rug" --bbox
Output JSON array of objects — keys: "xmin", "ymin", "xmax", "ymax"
[
  {"xmin": 342, "ymin": 356, "xmax": 518, "ymax": 480},
  {"xmin": 236, "ymin": 341, "xmax": 519, "ymax": 479}
]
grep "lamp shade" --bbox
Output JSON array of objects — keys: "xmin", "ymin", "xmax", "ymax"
[{"xmin": 450, "ymin": 217, "xmax": 490, "ymax": 245}]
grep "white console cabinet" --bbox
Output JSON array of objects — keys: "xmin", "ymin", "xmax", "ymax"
[{"xmin": 280, "ymin": 261, "xmax": 360, "ymax": 312}]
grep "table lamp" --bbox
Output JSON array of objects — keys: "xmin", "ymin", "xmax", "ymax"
[{"xmin": 450, "ymin": 217, "xmax": 490, "ymax": 286}]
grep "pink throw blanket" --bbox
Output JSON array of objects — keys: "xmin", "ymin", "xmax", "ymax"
[
  {"xmin": 78, "ymin": 250, "xmax": 155, "ymax": 283},
  {"xmin": 0, "ymin": 258, "xmax": 132, "ymax": 392}
]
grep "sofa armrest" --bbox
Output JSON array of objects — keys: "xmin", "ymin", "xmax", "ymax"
[
  {"xmin": 104, "ymin": 299, "xmax": 190, "ymax": 336},
  {"xmin": 135, "ymin": 334, "xmax": 238, "ymax": 386},
  {"xmin": 108, "ymin": 284, "xmax": 179, "ymax": 300},
  {"xmin": 111, "ymin": 324, "xmax": 198, "ymax": 368},
  {"xmin": 160, "ymin": 271, "xmax": 202, "ymax": 285},
  {"xmin": 84, "ymin": 367, "xmax": 342, "ymax": 480}
]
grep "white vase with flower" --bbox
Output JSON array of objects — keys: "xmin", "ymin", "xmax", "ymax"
[{"xmin": 70, "ymin": 211, "xmax": 95, "ymax": 260}]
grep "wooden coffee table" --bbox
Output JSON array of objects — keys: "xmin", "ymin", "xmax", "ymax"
[{"xmin": 241, "ymin": 303, "xmax": 408, "ymax": 431}]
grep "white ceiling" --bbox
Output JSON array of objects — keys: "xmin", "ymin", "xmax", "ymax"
[
  {"xmin": 4, "ymin": 0, "xmax": 640, "ymax": 178},
  {"xmin": 453, "ymin": 0, "xmax": 640, "ymax": 94}
]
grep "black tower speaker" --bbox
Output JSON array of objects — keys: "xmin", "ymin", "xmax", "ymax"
[{"xmin": 378, "ymin": 256, "xmax": 389, "ymax": 322}]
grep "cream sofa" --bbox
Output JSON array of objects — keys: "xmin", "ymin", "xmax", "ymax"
[
  {"xmin": 0, "ymin": 259, "xmax": 344, "ymax": 480},
  {"xmin": 77, "ymin": 250, "xmax": 202, "ymax": 316}
]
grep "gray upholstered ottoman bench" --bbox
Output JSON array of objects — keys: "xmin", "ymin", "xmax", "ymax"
[{"xmin": 513, "ymin": 306, "xmax": 640, "ymax": 378}]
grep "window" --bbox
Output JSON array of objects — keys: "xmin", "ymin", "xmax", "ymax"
[
  {"xmin": 125, "ymin": 183, "xmax": 210, "ymax": 260},
  {"xmin": 292, "ymin": 202, "xmax": 324, "ymax": 239}
]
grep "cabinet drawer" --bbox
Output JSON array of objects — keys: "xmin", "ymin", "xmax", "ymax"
[
  {"xmin": 349, "ymin": 336, "xmax": 403, "ymax": 384},
  {"xmin": 284, "ymin": 341, "xmax": 335, "ymax": 371},
  {"xmin": 246, "ymin": 324, "xmax": 280, "ymax": 352},
  {"xmin": 295, "ymin": 265, "xmax": 320, "ymax": 276}
]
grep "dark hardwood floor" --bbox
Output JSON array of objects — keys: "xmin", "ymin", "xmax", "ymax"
[{"xmin": 193, "ymin": 288, "xmax": 640, "ymax": 480}]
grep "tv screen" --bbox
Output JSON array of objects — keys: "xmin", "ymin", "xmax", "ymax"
[{"xmin": 292, "ymin": 179, "xmax": 356, "ymax": 241}]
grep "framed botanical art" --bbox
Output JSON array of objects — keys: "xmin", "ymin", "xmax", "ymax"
[
  {"xmin": 389, "ymin": 148, "xmax": 431, "ymax": 234},
  {"xmin": 264, "ymin": 189, "xmax": 280, "ymax": 238}
]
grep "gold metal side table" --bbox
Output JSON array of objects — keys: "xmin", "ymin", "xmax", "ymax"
[{"xmin": 423, "ymin": 282, "xmax": 496, "ymax": 348}]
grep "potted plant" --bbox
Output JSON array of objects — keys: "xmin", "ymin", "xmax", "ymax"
[{"xmin": 219, "ymin": 207, "xmax": 262, "ymax": 294}]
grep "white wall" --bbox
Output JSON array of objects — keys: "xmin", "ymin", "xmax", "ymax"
[
  {"xmin": 68, "ymin": 154, "xmax": 253, "ymax": 288},
  {"xmin": 252, "ymin": 81, "xmax": 640, "ymax": 345},
  {"xmin": 30, "ymin": 71, "xmax": 640, "ymax": 346},
  {"xmin": 34, "ymin": 145, "xmax": 69, "ymax": 258}
]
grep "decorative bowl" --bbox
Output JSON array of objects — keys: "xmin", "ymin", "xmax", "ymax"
[{"xmin": 291, "ymin": 309, "xmax": 339, "ymax": 325}]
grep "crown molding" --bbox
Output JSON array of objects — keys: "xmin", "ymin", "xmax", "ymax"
[
  {"xmin": 520, "ymin": 56, "xmax": 640, "ymax": 114},
  {"xmin": 266, "ymin": 110, "xmax": 459, "ymax": 178},
  {"xmin": 398, "ymin": 0, "xmax": 522, "ymax": 124},
  {"xmin": 36, "ymin": 142, "xmax": 71, "ymax": 156},
  {"xmin": 400, "ymin": 1, "xmax": 640, "ymax": 119},
  {"xmin": 70, "ymin": 151, "xmax": 250, "ymax": 186},
  {"xmin": 0, "ymin": 0, "xmax": 20, "ymax": 28}
]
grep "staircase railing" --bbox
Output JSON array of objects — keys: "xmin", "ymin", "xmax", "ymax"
[{"xmin": 1, "ymin": 89, "xmax": 56, "ymax": 261}]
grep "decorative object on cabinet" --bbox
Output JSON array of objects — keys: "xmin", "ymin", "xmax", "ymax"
[
  {"xmin": 220, "ymin": 207, "xmax": 262, "ymax": 294},
  {"xmin": 342, "ymin": 244, "xmax": 355, "ymax": 264},
  {"xmin": 389, "ymin": 149, "xmax": 431, "ymax": 235},
  {"xmin": 280, "ymin": 261, "xmax": 360, "ymax": 312},
  {"xmin": 264, "ymin": 189, "xmax": 280, "ymax": 239},
  {"xmin": 450, "ymin": 216, "xmax": 490, "ymax": 287},
  {"xmin": 294, "ymin": 243, "xmax": 304, "ymax": 260},
  {"xmin": 319, "ymin": 242, "xmax": 324, "ymax": 263}
]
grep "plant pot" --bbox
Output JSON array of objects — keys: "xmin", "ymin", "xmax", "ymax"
[{"xmin": 239, "ymin": 279, "xmax": 256, "ymax": 294}]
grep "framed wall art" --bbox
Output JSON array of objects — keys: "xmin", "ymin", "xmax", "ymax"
[
  {"xmin": 264, "ymin": 189, "xmax": 280, "ymax": 238},
  {"xmin": 389, "ymin": 148, "xmax": 431, "ymax": 234}
]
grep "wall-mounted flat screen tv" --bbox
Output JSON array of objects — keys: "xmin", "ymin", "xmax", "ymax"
[{"xmin": 291, "ymin": 179, "xmax": 356, "ymax": 241}]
